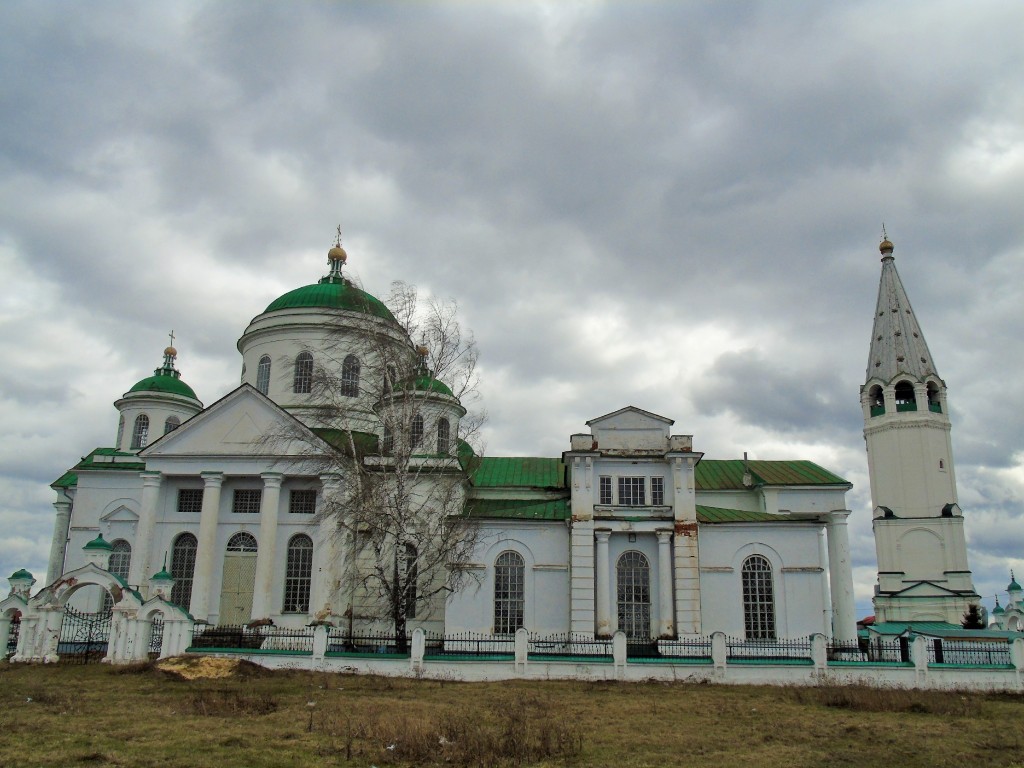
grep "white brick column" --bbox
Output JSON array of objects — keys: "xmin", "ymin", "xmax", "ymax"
[
  {"xmin": 129, "ymin": 471, "xmax": 163, "ymax": 593},
  {"xmin": 826, "ymin": 510, "xmax": 857, "ymax": 642},
  {"xmin": 190, "ymin": 472, "xmax": 224, "ymax": 621},
  {"xmin": 595, "ymin": 529, "xmax": 612, "ymax": 637},
  {"xmin": 251, "ymin": 473, "xmax": 283, "ymax": 620},
  {"xmin": 656, "ymin": 530, "xmax": 675, "ymax": 638},
  {"xmin": 46, "ymin": 500, "xmax": 72, "ymax": 584}
]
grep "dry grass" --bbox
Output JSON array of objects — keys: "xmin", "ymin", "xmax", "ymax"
[{"xmin": 0, "ymin": 661, "xmax": 1022, "ymax": 767}]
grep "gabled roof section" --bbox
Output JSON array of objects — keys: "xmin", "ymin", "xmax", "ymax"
[
  {"xmin": 466, "ymin": 498, "xmax": 570, "ymax": 521},
  {"xmin": 52, "ymin": 448, "xmax": 147, "ymax": 486},
  {"xmin": 586, "ymin": 406, "xmax": 673, "ymax": 427},
  {"xmin": 866, "ymin": 247, "xmax": 939, "ymax": 384},
  {"xmin": 470, "ymin": 457, "xmax": 566, "ymax": 489},
  {"xmin": 695, "ymin": 460, "xmax": 849, "ymax": 490},
  {"xmin": 697, "ymin": 505, "xmax": 803, "ymax": 523}
]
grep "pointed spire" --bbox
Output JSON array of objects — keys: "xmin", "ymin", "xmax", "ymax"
[{"xmin": 866, "ymin": 235, "xmax": 939, "ymax": 383}]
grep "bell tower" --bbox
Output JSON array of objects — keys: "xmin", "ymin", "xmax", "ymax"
[{"xmin": 861, "ymin": 235, "xmax": 979, "ymax": 624}]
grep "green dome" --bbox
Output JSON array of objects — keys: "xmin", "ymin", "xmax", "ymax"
[
  {"xmin": 408, "ymin": 374, "xmax": 454, "ymax": 397},
  {"xmin": 128, "ymin": 372, "xmax": 198, "ymax": 400},
  {"xmin": 1009, "ymin": 573, "xmax": 1021, "ymax": 592},
  {"xmin": 83, "ymin": 533, "xmax": 113, "ymax": 551},
  {"xmin": 265, "ymin": 279, "xmax": 397, "ymax": 322},
  {"xmin": 9, "ymin": 569, "xmax": 33, "ymax": 581},
  {"xmin": 993, "ymin": 602, "xmax": 1005, "ymax": 615}
]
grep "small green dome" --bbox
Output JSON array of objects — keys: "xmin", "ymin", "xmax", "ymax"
[
  {"xmin": 83, "ymin": 533, "xmax": 113, "ymax": 551},
  {"xmin": 265, "ymin": 279, "xmax": 397, "ymax": 323},
  {"xmin": 1009, "ymin": 573, "xmax": 1021, "ymax": 592},
  {"xmin": 9, "ymin": 569, "xmax": 33, "ymax": 580},
  {"xmin": 408, "ymin": 374, "xmax": 454, "ymax": 397},
  {"xmin": 151, "ymin": 568, "xmax": 174, "ymax": 582},
  {"xmin": 128, "ymin": 372, "xmax": 198, "ymax": 400},
  {"xmin": 992, "ymin": 602, "xmax": 1005, "ymax": 615}
]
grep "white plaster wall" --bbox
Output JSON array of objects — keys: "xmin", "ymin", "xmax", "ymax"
[{"xmin": 865, "ymin": 417, "xmax": 957, "ymax": 517}]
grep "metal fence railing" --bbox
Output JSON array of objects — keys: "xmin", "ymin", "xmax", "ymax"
[
  {"xmin": 425, "ymin": 631, "xmax": 515, "ymax": 658},
  {"xmin": 148, "ymin": 617, "xmax": 164, "ymax": 658},
  {"xmin": 726, "ymin": 636, "xmax": 812, "ymax": 662},
  {"xmin": 528, "ymin": 632, "xmax": 613, "ymax": 660},
  {"xmin": 6, "ymin": 619, "xmax": 18, "ymax": 656},
  {"xmin": 655, "ymin": 636, "xmax": 713, "ymax": 661},
  {"xmin": 926, "ymin": 639, "xmax": 1011, "ymax": 666},
  {"xmin": 827, "ymin": 638, "xmax": 910, "ymax": 664},
  {"xmin": 326, "ymin": 629, "xmax": 412, "ymax": 656},
  {"xmin": 189, "ymin": 624, "xmax": 315, "ymax": 653}
]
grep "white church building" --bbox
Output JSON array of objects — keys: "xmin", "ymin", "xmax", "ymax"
[{"xmin": 3, "ymin": 235, "xmax": 993, "ymax": 660}]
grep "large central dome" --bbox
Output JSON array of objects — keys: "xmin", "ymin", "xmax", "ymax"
[{"xmin": 264, "ymin": 278, "xmax": 396, "ymax": 322}]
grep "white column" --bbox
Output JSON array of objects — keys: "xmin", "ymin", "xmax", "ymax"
[
  {"xmin": 595, "ymin": 529, "xmax": 612, "ymax": 638},
  {"xmin": 825, "ymin": 510, "xmax": 857, "ymax": 642},
  {"xmin": 129, "ymin": 471, "xmax": 163, "ymax": 593},
  {"xmin": 46, "ymin": 500, "xmax": 72, "ymax": 584},
  {"xmin": 251, "ymin": 473, "xmax": 283, "ymax": 620},
  {"xmin": 818, "ymin": 527, "xmax": 833, "ymax": 636},
  {"xmin": 656, "ymin": 530, "xmax": 675, "ymax": 638},
  {"xmin": 190, "ymin": 472, "xmax": 224, "ymax": 621},
  {"xmin": 311, "ymin": 473, "xmax": 343, "ymax": 618}
]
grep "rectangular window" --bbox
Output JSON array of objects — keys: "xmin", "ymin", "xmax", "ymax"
[
  {"xmin": 176, "ymin": 488, "xmax": 204, "ymax": 514},
  {"xmin": 232, "ymin": 489, "xmax": 262, "ymax": 514},
  {"xmin": 618, "ymin": 477, "xmax": 646, "ymax": 506},
  {"xmin": 599, "ymin": 476, "xmax": 612, "ymax": 505},
  {"xmin": 651, "ymin": 477, "xmax": 665, "ymax": 506},
  {"xmin": 289, "ymin": 489, "xmax": 317, "ymax": 515}
]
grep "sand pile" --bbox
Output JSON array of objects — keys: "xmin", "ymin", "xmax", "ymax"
[{"xmin": 157, "ymin": 656, "xmax": 242, "ymax": 680}]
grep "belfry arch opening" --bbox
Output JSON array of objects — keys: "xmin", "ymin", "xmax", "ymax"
[
  {"xmin": 868, "ymin": 385, "xmax": 885, "ymax": 416},
  {"xmin": 894, "ymin": 380, "xmax": 916, "ymax": 412},
  {"xmin": 926, "ymin": 381, "xmax": 941, "ymax": 413}
]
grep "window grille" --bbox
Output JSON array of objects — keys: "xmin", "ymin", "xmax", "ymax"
[
  {"xmin": 170, "ymin": 533, "xmax": 198, "ymax": 609},
  {"xmin": 131, "ymin": 414, "xmax": 150, "ymax": 449},
  {"xmin": 436, "ymin": 418, "xmax": 450, "ymax": 455},
  {"xmin": 341, "ymin": 354, "xmax": 360, "ymax": 397},
  {"xmin": 651, "ymin": 477, "xmax": 665, "ymax": 506},
  {"xmin": 232, "ymin": 489, "xmax": 262, "ymax": 514},
  {"xmin": 382, "ymin": 426, "xmax": 394, "ymax": 454},
  {"xmin": 227, "ymin": 532, "xmax": 258, "ymax": 552},
  {"xmin": 616, "ymin": 551, "xmax": 651, "ymax": 639},
  {"xmin": 599, "ymin": 476, "xmax": 612, "ymax": 505},
  {"xmin": 411, "ymin": 414, "xmax": 424, "ymax": 448},
  {"xmin": 741, "ymin": 555, "xmax": 776, "ymax": 639},
  {"xmin": 177, "ymin": 488, "xmax": 204, "ymax": 514},
  {"xmin": 163, "ymin": 416, "xmax": 180, "ymax": 435},
  {"xmin": 282, "ymin": 535, "xmax": 313, "ymax": 612},
  {"xmin": 293, "ymin": 352, "xmax": 313, "ymax": 394},
  {"xmin": 404, "ymin": 544, "xmax": 418, "ymax": 619},
  {"xmin": 493, "ymin": 551, "xmax": 525, "ymax": 634},
  {"xmin": 103, "ymin": 540, "xmax": 132, "ymax": 611},
  {"xmin": 289, "ymin": 489, "xmax": 317, "ymax": 515},
  {"xmin": 256, "ymin": 355, "xmax": 271, "ymax": 395},
  {"xmin": 618, "ymin": 476, "xmax": 646, "ymax": 506}
]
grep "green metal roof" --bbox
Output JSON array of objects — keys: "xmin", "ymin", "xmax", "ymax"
[
  {"xmin": 265, "ymin": 279, "xmax": 397, "ymax": 322},
  {"xmin": 867, "ymin": 621, "xmax": 962, "ymax": 636},
  {"xmin": 128, "ymin": 371, "xmax": 198, "ymax": 400},
  {"xmin": 84, "ymin": 533, "xmax": 113, "ymax": 551},
  {"xmin": 696, "ymin": 505, "xmax": 802, "ymax": 523},
  {"xmin": 9, "ymin": 569, "xmax": 34, "ymax": 580},
  {"xmin": 312, "ymin": 429, "xmax": 380, "ymax": 457},
  {"xmin": 466, "ymin": 498, "xmax": 570, "ymax": 521},
  {"xmin": 407, "ymin": 374, "xmax": 454, "ymax": 397},
  {"xmin": 695, "ymin": 460, "xmax": 848, "ymax": 490},
  {"xmin": 52, "ymin": 470, "xmax": 78, "ymax": 488},
  {"xmin": 471, "ymin": 457, "xmax": 566, "ymax": 488}
]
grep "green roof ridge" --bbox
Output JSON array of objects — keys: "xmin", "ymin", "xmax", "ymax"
[{"xmin": 128, "ymin": 371, "xmax": 198, "ymax": 400}]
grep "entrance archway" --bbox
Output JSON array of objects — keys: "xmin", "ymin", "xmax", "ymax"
[{"xmin": 219, "ymin": 532, "xmax": 258, "ymax": 625}]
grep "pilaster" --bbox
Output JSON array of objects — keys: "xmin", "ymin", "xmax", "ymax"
[
  {"xmin": 826, "ymin": 510, "xmax": 857, "ymax": 642},
  {"xmin": 656, "ymin": 530, "xmax": 674, "ymax": 638},
  {"xmin": 190, "ymin": 471, "xmax": 224, "ymax": 621}
]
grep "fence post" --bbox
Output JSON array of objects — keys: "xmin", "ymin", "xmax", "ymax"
[
  {"xmin": 613, "ymin": 631, "xmax": 627, "ymax": 676},
  {"xmin": 811, "ymin": 634, "xmax": 827, "ymax": 673},
  {"xmin": 312, "ymin": 625, "xmax": 328, "ymax": 662},
  {"xmin": 711, "ymin": 632, "xmax": 727, "ymax": 677},
  {"xmin": 515, "ymin": 627, "xmax": 529, "ymax": 675},
  {"xmin": 1010, "ymin": 638, "xmax": 1024, "ymax": 690},
  {"xmin": 410, "ymin": 628, "xmax": 425, "ymax": 673},
  {"xmin": 911, "ymin": 635, "xmax": 928, "ymax": 686}
]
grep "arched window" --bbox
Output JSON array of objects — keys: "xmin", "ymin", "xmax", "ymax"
[
  {"xmin": 616, "ymin": 551, "xmax": 651, "ymax": 639},
  {"xmin": 116, "ymin": 415, "xmax": 125, "ymax": 449},
  {"xmin": 256, "ymin": 355, "xmax": 271, "ymax": 395},
  {"xmin": 894, "ymin": 380, "xmax": 916, "ymax": 411},
  {"xmin": 494, "ymin": 551, "xmax": 525, "ymax": 634},
  {"xmin": 227, "ymin": 532, "xmax": 258, "ymax": 552},
  {"xmin": 926, "ymin": 381, "xmax": 942, "ymax": 413},
  {"xmin": 741, "ymin": 554, "xmax": 775, "ymax": 640},
  {"xmin": 170, "ymin": 533, "xmax": 198, "ymax": 609},
  {"xmin": 293, "ymin": 352, "xmax": 313, "ymax": 394},
  {"xmin": 404, "ymin": 543, "xmax": 418, "ymax": 619},
  {"xmin": 382, "ymin": 425, "xmax": 394, "ymax": 455},
  {"xmin": 103, "ymin": 539, "xmax": 133, "ymax": 611},
  {"xmin": 341, "ymin": 354, "xmax": 360, "ymax": 397},
  {"xmin": 282, "ymin": 534, "xmax": 313, "ymax": 613},
  {"xmin": 411, "ymin": 414, "xmax": 424, "ymax": 449},
  {"xmin": 868, "ymin": 385, "xmax": 884, "ymax": 416},
  {"xmin": 164, "ymin": 416, "xmax": 181, "ymax": 434},
  {"xmin": 131, "ymin": 414, "xmax": 150, "ymax": 449},
  {"xmin": 436, "ymin": 417, "xmax": 450, "ymax": 455}
]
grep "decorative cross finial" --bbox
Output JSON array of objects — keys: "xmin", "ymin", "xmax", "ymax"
[
  {"xmin": 168, "ymin": 329, "xmax": 176, "ymax": 347},
  {"xmin": 334, "ymin": 224, "xmax": 343, "ymax": 248},
  {"xmin": 881, "ymin": 223, "xmax": 888, "ymax": 242}
]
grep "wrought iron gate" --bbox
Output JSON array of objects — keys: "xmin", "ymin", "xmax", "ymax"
[{"xmin": 59, "ymin": 606, "xmax": 112, "ymax": 664}]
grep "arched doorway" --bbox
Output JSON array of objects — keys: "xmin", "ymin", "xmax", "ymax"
[
  {"xmin": 616, "ymin": 551, "xmax": 651, "ymax": 640},
  {"xmin": 219, "ymin": 532, "xmax": 258, "ymax": 625}
]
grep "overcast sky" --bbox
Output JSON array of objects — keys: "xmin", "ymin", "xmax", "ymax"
[{"xmin": 2, "ymin": 1, "xmax": 1022, "ymax": 619}]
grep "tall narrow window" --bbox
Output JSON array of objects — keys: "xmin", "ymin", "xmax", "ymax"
[
  {"xmin": 436, "ymin": 417, "xmax": 450, "ymax": 455},
  {"xmin": 170, "ymin": 533, "xmax": 198, "ymax": 609},
  {"xmin": 164, "ymin": 416, "xmax": 181, "ymax": 435},
  {"xmin": 741, "ymin": 555, "xmax": 775, "ymax": 640},
  {"xmin": 404, "ymin": 544, "xmax": 419, "ymax": 619},
  {"xmin": 256, "ymin": 355, "xmax": 271, "ymax": 395},
  {"xmin": 494, "ymin": 551, "xmax": 525, "ymax": 634},
  {"xmin": 131, "ymin": 414, "xmax": 150, "ymax": 450},
  {"xmin": 616, "ymin": 551, "xmax": 651, "ymax": 639},
  {"xmin": 411, "ymin": 414, "xmax": 424, "ymax": 449},
  {"xmin": 293, "ymin": 352, "xmax": 313, "ymax": 394},
  {"xmin": 618, "ymin": 477, "xmax": 646, "ymax": 506},
  {"xmin": 103, "ymin": 539, "xmax": 132, "ymax": 610},
  {"xmin": 341, "ymin": 354, "xmax": 360, "ymax": 397},
  {"xmin": 651, "ymin": 477, "xmax": 665, "ymax": 506},
  {"xmin": 282, "ymin": 534, "xmax": 313, "ymax": 613},
  {"xmin": 382, "ymin": 425, "xmax": 394, "ymax": 454},
  {"xmin": 599, "ymin": 476, "xmax": 612, "ymax": 505}
]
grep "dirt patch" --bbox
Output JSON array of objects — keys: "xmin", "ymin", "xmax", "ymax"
[{"xmin": 157, "ymin": 656, "xmax": 243, "ymax": 680}]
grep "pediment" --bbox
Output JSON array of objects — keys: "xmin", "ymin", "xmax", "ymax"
[
  {"xmin": 890, "ymin": 580, "xmax": 963, "ymax": 598},
  {"xmin": 585, "ymin": 406, "xmax": 673, "ymax": 451},
  {"xmin": 140, "ymin": 385, "xmax": 328, "ymax": 459},
  {"xmin": 100, "ymin": 505, "xmax": 139, "ymax": 524}
]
